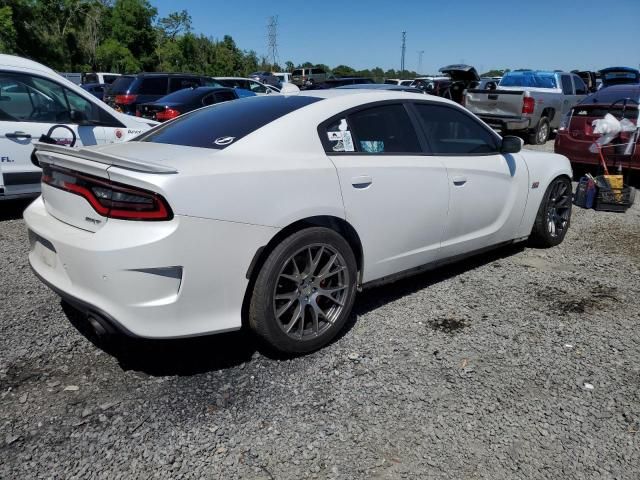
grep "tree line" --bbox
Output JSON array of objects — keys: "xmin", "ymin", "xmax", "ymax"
[{"xmin": 0, "ymin": 0, "xmax": 425, "ymax": 81}]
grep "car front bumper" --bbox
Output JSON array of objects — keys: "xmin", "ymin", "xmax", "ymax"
[{"xmin": 24, "ymin": 197, "xmax": 278, "ymax": 338}]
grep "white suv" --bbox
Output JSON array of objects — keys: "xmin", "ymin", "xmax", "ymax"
[{"xmin": 0, "ymin": 55, "xmax": 154, "ymax": 200}]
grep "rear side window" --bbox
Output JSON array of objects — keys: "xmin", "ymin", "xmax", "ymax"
[
  {"xmin": 213, "ymin": 91, "xmax": 236, "ymax": 103},
  {"xmin": 560, "ymin": 75, "xmax": 573, "ymax": 95},
  {"xmin": 312, "ymin": 68, "xmax": 325, "ymax": 75},
  {"xmin": 139, "ymin": 95, "xmax": 322, "ymax": 149},
  {"xmin": 330, "ymin": 104, "xmax": 421, "ymax": 154},
  {"xmin": 138, "ymin": 77, "xmax": 168, "ymax": 95},
  {"xmin": 414, "ymin": 103, "xmax": 499, "ymax": 155},
  {"xmin": 292, "ymin": 69, "xmax": 303, "ymax": 76},
  {"xmin": 169, "ymin": 77, "xmax": 200, "ymax": 93}
]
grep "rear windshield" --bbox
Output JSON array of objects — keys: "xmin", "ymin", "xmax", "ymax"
[
  {"xmin": 602, "ymin": 71, "xmax": 640, "ymax": 84},
  {"xmin": 292, "ymin": 69, "xmax": 303, "ymax": 76},
  {"xmin": 138, "ymin": 95, "xmax": 322, "ymax": 149},
  {"xmin": 107, "ymin": 76, "xmax": 134, "ymax": 94},
  {"xmin": 579, "ymin": 86, "xmax": 640, "ymax": 105},
  {"xmin": 499, "ymin": 72, "xmax": 557, "ymax": 89}
]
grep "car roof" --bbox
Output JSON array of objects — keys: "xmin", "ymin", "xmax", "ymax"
[
  {"xmin": 337, "ymin": 84, "xmax": 423, "ymax": 93},
  {"xmin": 0, "ymin": 54, "xmax": 58, "ymax": 76},
  {"xmin": 599, "ymin": 66, "xmax": 640, "ymax": 74}
]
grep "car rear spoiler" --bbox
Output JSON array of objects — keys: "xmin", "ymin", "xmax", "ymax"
[{"xmin": 33, "ymin": 142, "xmax": 178, "ymax": 174}]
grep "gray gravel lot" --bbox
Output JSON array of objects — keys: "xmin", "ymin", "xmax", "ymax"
[{"xmin": 1, "ymin": 142, "xmax": 639, "ymax": 479}]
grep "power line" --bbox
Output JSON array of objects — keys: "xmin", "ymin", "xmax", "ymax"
[
  {"xmin": 400, "ymin": 31, "xmax": 406, "ymax": 77},
  {"xmin": 267, "ymin": 16, "xmax": 279, "ymax": 68}
]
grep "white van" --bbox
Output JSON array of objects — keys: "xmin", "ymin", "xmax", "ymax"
[{"xmin": 0, "ymin": 55, "xmax": 155, "ymax": 200}]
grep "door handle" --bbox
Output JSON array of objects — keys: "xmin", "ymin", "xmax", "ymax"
[
  {"xmin": 6, "ymin": 131, "xmax": 32, "ymax": 139},
  {"xmin": 351, "ymin": 175, "xmax": 372, "ymax": 189},
  {"xmin": 452, "ymin": 175, "xmax": 467, "ymax": 186}
]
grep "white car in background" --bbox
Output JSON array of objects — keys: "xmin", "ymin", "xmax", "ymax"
[
  {"xmin": 275, "ymin": 72, "xmax": 291, "ymax": 85},
  {"xmin": 213, "ymin": 77, "xmax": 280, "ymax": 95},
  {"xmin": 0, "ymin": 55, "xmax": 154, "ymax": 200},
  {"xmin": 25, "ymin": 89, "xmax": 573, "ymax": 354}
]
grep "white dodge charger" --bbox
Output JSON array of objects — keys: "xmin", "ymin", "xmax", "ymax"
[{"xmin": 25, "ymin": 90, "xmax": 572, "ymax": 354}]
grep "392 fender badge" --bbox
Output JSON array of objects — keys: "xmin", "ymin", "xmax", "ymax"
[{"xmin": 532, "ymin": 182, "xmax": 540, "ymax": 189}]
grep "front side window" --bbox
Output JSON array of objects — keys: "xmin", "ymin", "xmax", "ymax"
[
  {"xmin": 572, "ymin": 75, "xmax": 587, "ymax": 95},
  {"xmin": 0, "ymin": 72, "xmax": 119, "ymax": 126},
  {"xmin": 561, "ymin": 75, "xmax": 573, "ymax": 95},
  {"xmin": 249, "ymin": 81, "xmax": 267, "ymax": 93},
  {"xmin": 414, "ymin": 103, "xmax": 499, "ymax": 155}
]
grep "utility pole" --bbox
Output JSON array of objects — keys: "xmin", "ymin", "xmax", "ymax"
[
  {"xmin": 400, "ymin": 31, "xmax": 406, "ymax": 78},
  {"xmin": 267, "ymin": 16, "xmax": 279, "ymax": 69},
  {"xmin": 417, "ymin": 50, "xmax": 424, "ymax": 75}
]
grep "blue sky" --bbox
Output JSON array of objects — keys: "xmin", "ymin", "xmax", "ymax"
[{"xmin": 151, "ymin": 0, "xmax": 640, "ymax": 74}]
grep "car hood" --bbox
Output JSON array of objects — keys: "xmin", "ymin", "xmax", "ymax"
[{"xmin": 439, "ymin": 64, "xmax": 480, "ymax": 82}]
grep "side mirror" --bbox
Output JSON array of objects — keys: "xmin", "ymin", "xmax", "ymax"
[
  {"xmin": 501, "ymin": 135, "xmax": 522, "ymax": 154},
  {"xmin": 70, "ymin": 110, "xmax": 89, "ymax": 125}
]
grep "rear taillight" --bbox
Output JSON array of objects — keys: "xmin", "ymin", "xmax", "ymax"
[
  {"xmin": 42, "ymin": 164, "xmax": 172, "ymax": 221},
  {"xmin": 115, "ymin": 94, "xmax": 137, "ymax": 105},
  {"xmin": 522, "ymin": 97, "xmax": 535, "ymax": 114},
  {"xmin": 156, "ymin": 108, "xmax": 181, "ymax": 121}
]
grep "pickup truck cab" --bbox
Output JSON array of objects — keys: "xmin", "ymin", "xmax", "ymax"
[
  {"xmin": 0, "ymin": 54, "xmax": 154, "ymax": 200},
  {"xmin": 465, "ymin": 70, "xmax": 588, "ymax": 144}
]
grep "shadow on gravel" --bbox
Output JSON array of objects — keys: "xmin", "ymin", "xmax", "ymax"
[
  {"xmin": 0, "ymin": 199, "xmax": 32, "ymax": 221},
  {"xmin": 64, "ymin": 243, "xmax": 526, "ymax": 376},
  {"xmin": 63, "ymin": 302, "xmax": 258, "ymax": 376}
]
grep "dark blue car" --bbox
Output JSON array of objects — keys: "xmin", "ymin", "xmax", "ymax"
[
  {"xmin": 136, "ymin": 86, "xmax": 253, "ymax": 122},
  {"xmin": 80, "ymin": 82, "xmax": 109, "ymax": 101}
]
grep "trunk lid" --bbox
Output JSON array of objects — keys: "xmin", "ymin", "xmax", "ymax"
[{"xmin": 439, "ymin": 64, "xmax": 480, "ymax": 82}]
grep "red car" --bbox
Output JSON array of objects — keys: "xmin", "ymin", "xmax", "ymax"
[{"xmin": 555, "ymin": 84, "xmax": 639, "ymax": 172}]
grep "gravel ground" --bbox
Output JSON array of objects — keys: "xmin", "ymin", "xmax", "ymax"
[{"xmin": 1, "ymin": 142, "xmax": 639, "ymax": 479}]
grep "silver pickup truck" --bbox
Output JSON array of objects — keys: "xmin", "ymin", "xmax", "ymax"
[{"xmin": 465, "ymin": 70, "xmax": 589, "ymax": 144}]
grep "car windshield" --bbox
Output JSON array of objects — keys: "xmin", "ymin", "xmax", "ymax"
[
  {"xmin": 602, "ymin": 71, "xmax": 640, "ymax": 85},
  {"xmin": 138, "ymin": 95, "xmax": 323, "ymax": 150},
  {"xmin": 499, "ymin": 72, "xmax": 557, "ymax": 88}
]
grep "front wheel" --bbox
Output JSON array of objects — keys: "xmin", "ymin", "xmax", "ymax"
[
  {"xmin": 249, "ymin": 227, "xmax": 357, "ymax": 354},
  {"xmin": 530, "ymin": 176, "xmax": 572, "ymax": 247}
]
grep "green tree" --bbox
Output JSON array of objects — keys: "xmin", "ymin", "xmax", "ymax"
[
  {"xmin": 109, "ymin": 0, "xmax": 157, "ymax": 69},
  {"xmin": 285, "ymin": 60, "xmax": 294, "ymax": 72},
  {"xmin": 332, "ymin": 64, "xmax": 355, "ymax": 77},
  {"xmin": 96, "ymin": 38, "xmax": 140, "ymax": 72},
  {"xmin": 0, "ymin": 6, "xmax": 16, "ymax": 53}
]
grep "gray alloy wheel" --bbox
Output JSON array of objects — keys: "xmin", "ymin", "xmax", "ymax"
[
  {"xmin": 273, "ymin": 244, "xmax": 349, "ymax": 340},
  {"xmin": 545, "ymin": 178, "xmax": 572, "ymax": 238},
  {"xmin": 248, "ymin": 227, "xmax": 357, "ymax": 354},
  {"xmin": 530, "ymin": 176, "xmax": 572, "ymax": 247}
]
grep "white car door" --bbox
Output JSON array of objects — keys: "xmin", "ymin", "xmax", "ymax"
[
  {"xmin": 412, "ymin": 102, "xmax": 529, "ymax": 258},
  {"xmin": 0, "ymin": 72, "xmax": 106, "ymax": 197},
  {"xmin": 324, "ymin": 103, "xmax": 450, "ymax": 283}
]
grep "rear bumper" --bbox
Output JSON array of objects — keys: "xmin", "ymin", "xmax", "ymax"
[
  {"xmin": 478, "ymin": 114, "xmax": 531, "ymax": 131},
  {"xmin": 25, "ymin": 197, "xmax": 278, "ymax": 338}
]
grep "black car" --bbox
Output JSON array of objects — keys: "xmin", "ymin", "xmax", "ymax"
[
  {"xmin": 80, "ymin": 82, "xmax": 109, "ymax": 101},
  {"xmin": 105, "ymin": 73, "xmax": 221, "ymax": 115},
  {"xmin": 136, "ymin": 87, "xmax": 240, "ymax": 122},
  {"xmin": 310, "ymin": 77, "xmax": 376, "ymax": 89}
]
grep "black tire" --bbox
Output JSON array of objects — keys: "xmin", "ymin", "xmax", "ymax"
[
  {"xmin": 528, "ymin": 117, "xmax": 550, "ymax": 145},
  {"xmin": 530, "ymin": 176, "xmax": 573, "ymax": 247},
  {"xmin": 249, "ymin": 227, "xmax": 357, "ymax": 354}
]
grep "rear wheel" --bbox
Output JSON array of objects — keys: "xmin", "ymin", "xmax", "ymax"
[
  {"xmin": 249, "ymin": 227, "xmax": 357, "ymax": 354},
  {"xmin": 528, "ymin": 117, "xmax": 550, "ymax": 145},
  {"xmin": 530, "ymin": 176, "xmax": 572, "ymax": 247}
]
